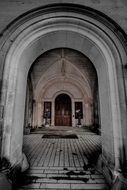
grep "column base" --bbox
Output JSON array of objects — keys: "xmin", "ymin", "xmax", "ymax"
[
  {"xmin": 77, "ymin": 125, "xmax": 82, "ymax": 128},
  {"xmin": 96, "ymin": 154, "xmax": 116, "ymax": 186}
]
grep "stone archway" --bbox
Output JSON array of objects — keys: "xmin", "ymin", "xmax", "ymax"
[
  {"xmin": 30, "ymin": 48, "xmax": 95, "ymax": 128},
  {"xmin": 0, "ymin": 4, "xmax": 127, "ymax": 183}
]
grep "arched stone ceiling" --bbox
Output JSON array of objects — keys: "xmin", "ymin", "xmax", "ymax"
[
  {"xmin": 36, "ymin": 77, "xmax": 91, "ymax": 102},
  {"xmin": 30, "ymin": 48, "xmax": 98, "ymax": 99}
]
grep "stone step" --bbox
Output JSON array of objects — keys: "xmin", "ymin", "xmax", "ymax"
[
  {"xmin": 18, "ymin": 183, "xmax": 108, "ymax": 190},
  {"xmin": 17, "ymin": 168, "xmax": 108, "ymax": 190}
]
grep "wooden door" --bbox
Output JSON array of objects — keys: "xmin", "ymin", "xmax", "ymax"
[{"xmin": 55, "ymin": 94, "xmax": 71, "ymax": 126}]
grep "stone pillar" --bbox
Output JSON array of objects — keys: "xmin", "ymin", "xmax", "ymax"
[
  {"xmin": 51, "ymin": 101, "xmax": 54, "ymax": 126},
  {"xmin": 32, "ymin": 100, "xmax": 37, "ymax": 128},
  {"xmin": 36, "ymin": 102, "xmax": 42, "ymax": 127},
  {"xmin": 41, "ymin": 102, "xmax": 45, "ymax": 126},
  {"xmin": 82, "ymin": 102, "xmax": 85, "ymax": 126},
  {"xmin": 72, "ymin": 100, "xmax": 75, "ymax": 127},
  {"xmin": 24, "ymin": 87, "xmax": 29, "ymax": 128},
  {"xmin": 85, "ymin": 103, "xmax": 93, "ymax": 126}
]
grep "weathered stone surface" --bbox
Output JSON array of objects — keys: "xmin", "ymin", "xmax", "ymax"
[
  {"xmin": 0, "ymin": 0, "xmax": 127, "ymax": 35},
  {"xmin": 0, "ymin": 2, "xmax": 126, "ymax": 187}
]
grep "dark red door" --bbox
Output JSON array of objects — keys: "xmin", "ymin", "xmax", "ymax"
[{"xmin": 55, "ymin": 94, "xmax": 72, "ymax": 126}]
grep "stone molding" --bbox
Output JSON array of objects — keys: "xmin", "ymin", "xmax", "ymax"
[{"xmin": 0, "ymin": 3, "xmax": 126, "ymax": 184}]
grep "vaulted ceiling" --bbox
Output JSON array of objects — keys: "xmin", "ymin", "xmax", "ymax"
[{"xmin": 29, "ymin": 48, "xmax": 98, "ymax": 100}]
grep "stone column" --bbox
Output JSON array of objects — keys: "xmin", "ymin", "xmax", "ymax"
[
  {"xmin": 51, "ymin": 101, "xmax": 54, "ymax": 126},
  {"xmin": 37, "ymin": 102, "xmax": 42, "ymax": 127},
  {"xmin": 24, "ymin": 87, "xmax": 29, "ymax": 128},
  {"xmin": 32, "ymin": 100, "xmax": 37, "ymax": 128},
  {"xmin": 72, "ymin": 100, "xmax": 75, "ymax": 127},
  {"xmin": 83, "ymin": 102, "xmax": 86, "ymax": 126},
  {"xmin": 41, "ymin": 102, "xmax": 45, "ymax": 126},
  {"xmin": 85, "ymin": 103, "xmax": 93, "ymax": 126}
]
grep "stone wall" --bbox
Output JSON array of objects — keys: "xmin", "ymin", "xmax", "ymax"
[{"xmin": 0, "ymin": 0, "xmax": 127, "ymax": 34}]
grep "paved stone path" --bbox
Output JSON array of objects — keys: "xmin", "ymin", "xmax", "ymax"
[{"xmin": 17, "ymin": 127, "xmax": 108, "ymax": 190}]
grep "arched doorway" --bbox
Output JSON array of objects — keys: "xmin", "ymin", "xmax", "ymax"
[
  {"xmin": 0, "ymin": 4, "xmax": 127, "ymax": 184},
  {"xmin": 55, "ymin": 94, "xmax": 72, "ymax": 126}
]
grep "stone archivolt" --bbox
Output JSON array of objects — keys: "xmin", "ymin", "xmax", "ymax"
[
  {"xmin": 30, "ymin": 48, "xmax": 96, "ymax": 127},
  {"xmin": 0, "ymin": 4, "xmax": 126, "ymax": 185}
]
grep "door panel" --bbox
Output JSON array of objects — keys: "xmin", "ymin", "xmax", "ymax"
[{"xmin": 55, "ymin": 94, "xmax": 71, "ymax": 126}]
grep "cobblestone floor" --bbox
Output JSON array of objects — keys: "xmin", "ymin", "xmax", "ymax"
[{"xmin": 17, "ymin": 127, "xmax": 108, "ymax": 190}]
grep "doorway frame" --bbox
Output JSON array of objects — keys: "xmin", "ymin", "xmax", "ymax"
[
  {"xmin": 0, "ymin": 4, "xmax": 127, "ymax": 183},
  {"xmin": 52, "ymin": 91, "xmax": 74, "ymax": 127},
  {"xmin": 55, "ymin": 93, "xmax": 72, "ymax": 127}
]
